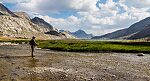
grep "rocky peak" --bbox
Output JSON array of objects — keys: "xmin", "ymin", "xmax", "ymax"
[
  {"xmin": 0, "ymin": 3, "xmax": 18, "ymax": 17},
  {"xmin": 74, "ymin": 29, "xmax": 87, "ymax": 35},
  {"xmin": 72, "ymin": 29, "xmax": 93, "ymax": 39},
  {"xmin": 31, "ymin": 17, "xmax": 53, "ymax": 30}
]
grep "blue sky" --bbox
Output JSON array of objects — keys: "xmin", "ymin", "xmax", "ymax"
[{"xmin": 1, "ymin": 0, "xmax": 150, "ymax": 35}]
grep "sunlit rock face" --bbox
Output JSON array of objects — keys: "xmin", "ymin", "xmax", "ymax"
[{"xmin": 0, "ymin": 3, "xmax": 75, "ymax": 39}]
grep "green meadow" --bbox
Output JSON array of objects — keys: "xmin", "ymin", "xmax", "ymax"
[
  {"xmin": 37, "ymin": 40, "xmax": 150, "ymax": 53},
  {"xmin": 0, "ymin": 39, "xmax": 150, "ymax": 53}
]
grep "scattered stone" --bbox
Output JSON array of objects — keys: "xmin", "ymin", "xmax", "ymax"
[
  {"xmin": 90, "ymin": 77, "xmax": 94, "ymax": 80},
  {"xmin": 0, "ymin": 42, "xmax": 19, "ymax": 46},
  {"xmin": 16, "ymin": 67, "xmax": 20, "ymax": 69},
  {"xmin": 21, "ymin": 42, "xmax": 25, "ymax": 44},
  {"xmin": 84, "ymin": 78, "xmax": 87, "ymax": 81},
  {"xmin": 137, "ymin": 53, "xmax": 145, "ymax": 56},
  {"xmin": 11, "ymin": 79, "xmax": 17, "ymax": 81},
  {"xmin": 36, "ymin": 48, "xmax": 42, "ymax": 49}
]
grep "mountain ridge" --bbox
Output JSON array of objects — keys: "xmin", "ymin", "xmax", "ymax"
[
  {"xmin": 0, "ymin": 3, "xmax": 18, "ymax": 17},
  {"xmin": 0, "ymin": 3, "xmax": 74, "ymax": 39},
  {"xmin": 92, "ymin": 17, "xmax": 150, "ymax": 40}
]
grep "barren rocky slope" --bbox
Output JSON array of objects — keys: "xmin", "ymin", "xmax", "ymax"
[{"xmin": 0, "ymin": 3, "xmax": 75, "ymax": 39}]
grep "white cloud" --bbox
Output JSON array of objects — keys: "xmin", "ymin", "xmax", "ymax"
[
  {"xmin": 85, "ymin": 15, "xmax": 114, "ymax": 25},
  {"xmin": 2, "ymin": 0, "xmax": 150, "ymax": 35},
  {"xmin": 2, "ymin": 0, "xmax": 30, "ymax": 4},
  {"xmin": 70, "ymin": 0, "xmax": 99, "ymax": 12},
  {"xmin": 67, "ymin": 16, "xmax": 80, "ymax": 22},
  {"xmin": 36, "ymin": 15, "xmax": 81, "ymax": 32},
  {"xmin": 36, "ymin": 4, "xmax": 150, "ymax": 35},
  {"xmin": 36, "ymin": 13, "xmax": 131, "ymax": 35},
  {"xmin": 148, "ymin": 8, "xmax": 150, "ymax": 12},
  {"xmin": 127, "ymin": 7, "xmax": 150, "ymax": 20},
  {"xmin": 13, "ymin": 0, "xmax": 99, "ymax": 14},
  {"xmin": 124, "ymin": 0, "xmax": 150, "ymax": 8}
]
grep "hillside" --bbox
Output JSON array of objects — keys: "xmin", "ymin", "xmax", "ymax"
[
  {"xmin": 0, "ymin": 3, "xmax": 73, "ymax": 39},
  {"xmin": 128, "ymin": 24, "xmax": 150, "ymax": 39},
  {"xmin": 14, "ymin": 12, "xmax": 30, "ymax": 20},
  {"xmin": 92, "ymin": 29, "xmax": 127, "ymax": 39},
  {"xmin": 92, "ymin": 17, "xmax": 150, "ymax": 39}
]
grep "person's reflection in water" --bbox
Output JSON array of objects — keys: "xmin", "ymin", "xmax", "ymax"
[{"xmin": 28, "ymin": 58, "xmax": 39, "ymax": 81}]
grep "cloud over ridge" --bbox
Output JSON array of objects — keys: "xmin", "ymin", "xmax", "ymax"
[{"xmin": 2, "ymin": 0, "xmax": 150, "ymax": 35}]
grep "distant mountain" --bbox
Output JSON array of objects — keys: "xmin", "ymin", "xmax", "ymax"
[
  {"xmin": 59, "ymin": 30, "xmax": 76, "ymax": 39},
  {"xmin": 0, "ymin": 3, "xmax": 73, "ymax": 39},
  {"xmin": 92, "ymin": 29, "xmax": 127, "ymax": 39},
  {"xmin": 92, "ymin": 17, "xmax": 150, "ymax": 39},
  {"xmin": 31, "ymin": 17, "xmax": 75, "ymax": 38},
  {"xmin": 71, "ymin": 29, "xmax": 93, "ymax": 39},
  {"xmin": 59, "ymin": 30, "xmax": 67, "ymax": 33}
]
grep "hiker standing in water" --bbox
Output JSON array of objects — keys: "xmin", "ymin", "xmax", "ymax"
[{"xmin": 29, "ymin": 36, "xmax": 37, "ymax": 58}]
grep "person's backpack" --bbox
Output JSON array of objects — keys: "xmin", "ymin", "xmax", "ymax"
[
  {"xmin": 29, "ymin": 40, "xmax": 32, "ymax": 45},
  {"xmin": 29, "ymin": 39, "xmax": 37, "ymax": 46}
]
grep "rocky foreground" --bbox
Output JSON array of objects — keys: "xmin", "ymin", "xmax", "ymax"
[{"xmin": 0, "ymin": 44, "xmax": 150, "ymax": 81}]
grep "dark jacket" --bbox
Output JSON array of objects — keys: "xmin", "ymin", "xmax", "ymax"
[{"xmin": 29, "ymin": 39, "xmax": 37, "ymax": 46}]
